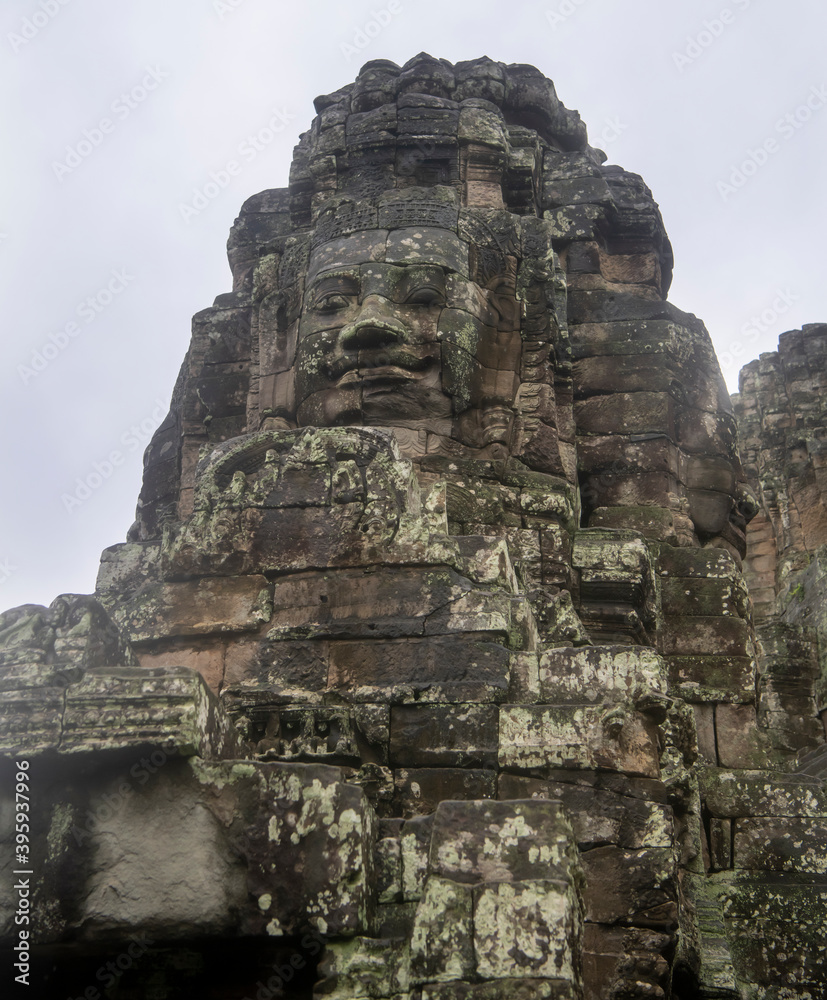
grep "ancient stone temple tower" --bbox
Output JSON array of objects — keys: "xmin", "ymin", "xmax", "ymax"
[{"xmin": 2, "ymin": 55, "xmax": 826, "ymax": 999}]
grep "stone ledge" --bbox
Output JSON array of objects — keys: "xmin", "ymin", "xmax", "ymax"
[{"xmin": 0, "ymin": 664, "xmax": 239, "ymax": 759}]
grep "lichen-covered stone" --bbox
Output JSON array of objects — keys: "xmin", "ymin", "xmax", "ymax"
[
  {"xmin": 410, "ymin": 876, "xmax": 474, "ymax": 983},
  {"xmin": 701, "ymin": 768, "xmax": 827, "ymax": 818},
  {"xmin": 538, "ymin": 644, "xmax": 668, "ymax": 704},
  {"xmin": 499, "ymin": 704, "xmax": 662, "ymax": 777},
  {"xmin": 62, "ymin": 666, "xmax": 240, "ymax": 758},
  {"xmin": 497, "ymin": 773, "xmax": 673, "ymax": 851},
  {"xmin": 428, "ymin": 799, "xmax": 579, "ymax": 885},
  {"xmin": 317, "ymin": 935, "xmax": 411, "ymax": 998},
  {"xmin": 3, "ymin": 664, "xmax": 238, "ymax": 759},
  {"xmin": 733, "ymin": 817, "xmax": 827, "ymax": 873},
  {"xmin": 714, "ymin": 870, "xmax": 827, "ymax": 990},
  {"xmin": 420, "ymin": 982, "xmax": 579, "ymax": 1000},
  {"xmin": 473, "ymin": 879, "xmax": 581, "ymax": 982},
  {"xmin": 112, "ymin": 575, "xmax": 273, "ymax": 642},
  {"xmin": 0, "ymin": 759, "xmax": 376, "ymax": 944},
  {"xmin": 400, "ymin": 815, "xmax": 433, "ymax": 902}
]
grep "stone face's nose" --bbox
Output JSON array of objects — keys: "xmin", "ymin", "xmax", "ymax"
[
  {"xmin": 336, "ymin": 297, "xmax": 408, "ymax": 353},
  {"xmin": 338, "ymin": 321, "xmax": 401, "ymax": 352}
]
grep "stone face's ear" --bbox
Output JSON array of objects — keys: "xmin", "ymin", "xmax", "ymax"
[{"xmin": 735, "ymin": 480, "xmax": 760, "ymax": 522}]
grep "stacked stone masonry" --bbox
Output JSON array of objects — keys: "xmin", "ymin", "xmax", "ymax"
[{"xmin": 1, "ymin": 56, "xmax": 826, "ymax": 998}]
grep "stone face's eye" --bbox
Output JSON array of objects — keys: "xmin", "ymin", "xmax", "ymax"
[
  {"xmin": 308, "ymin": 275, "xmax": 359, "ymax": 312},
  {"xmin": 405, "ymin": 285, "xmax": 445, "ymax": 306},
  {"xmin": 313, "ymin": 292, "xmax": 353, "ymax": 312}
]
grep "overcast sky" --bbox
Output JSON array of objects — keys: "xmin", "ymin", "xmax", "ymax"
[{"xmin": 1, "ymin": 0, "xmax": 825, "ymax": 612}]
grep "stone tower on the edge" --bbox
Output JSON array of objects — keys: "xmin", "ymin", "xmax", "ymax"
[{"xmin": 2, "ymin": 55, "xmax": 827, "ymax": 999}]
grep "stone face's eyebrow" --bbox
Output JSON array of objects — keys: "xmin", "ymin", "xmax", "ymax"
[
  {"xmin": 357, "ymin": 263, "xmax": 448, "ymax": 303},
  {"xmin": 396, "ymin": 265, "xmax": 447, "ymax": 299},
  {"xmin": 304, "ymin": 270, "xmax": 360, "ymax": 304}
]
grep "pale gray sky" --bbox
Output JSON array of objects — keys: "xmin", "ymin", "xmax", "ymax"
[{"xmin": 2, "ymin": 0, "xmax": 825, "ymax": 611}]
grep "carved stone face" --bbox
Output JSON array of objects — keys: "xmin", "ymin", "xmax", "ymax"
[{"xmin": 293, "ymin": 229, "xmax": 520, "ymax": 439}]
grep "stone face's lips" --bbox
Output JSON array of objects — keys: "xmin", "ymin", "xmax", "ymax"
[
  {"xmin": 324, "ymin": 349, "xmax": 436, "ymax": 384},
  {"xmin": 335, "ymin": 365, "xmax": 418, "ymax": 386}
]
